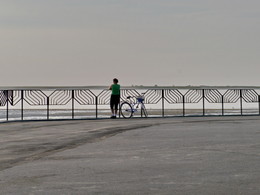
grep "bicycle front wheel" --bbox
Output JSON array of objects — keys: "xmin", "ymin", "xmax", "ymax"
[{"xmin": 120, "ymin": 102, "xmax": 133, "ymax": 118}]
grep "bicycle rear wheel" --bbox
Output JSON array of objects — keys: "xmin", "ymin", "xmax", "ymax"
[
  {"xmin": 141, "ymin": 104, "xmax": 148, "ymax": 117},
  {"xmin": 120, "ymin": 102, "xmax": 133, "ymax": 118}
]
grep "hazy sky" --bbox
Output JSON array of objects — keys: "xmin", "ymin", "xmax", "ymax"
[{"xmin": 1, "ymin": 0, "xmax": 260, "ymax": 86}]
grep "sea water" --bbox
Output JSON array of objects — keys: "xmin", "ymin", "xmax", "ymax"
[
  {"xmin": 0, "ymin": 109, "xmax": 102, "ymax": 121},
  {"xmin": 0, "ymin": 107, "xmax": 259, "ymax": 122}
]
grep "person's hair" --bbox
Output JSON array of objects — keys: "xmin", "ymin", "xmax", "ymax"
[{"xmin": 113, "ymin": 78, "xmax": 118, "ymax": 83}]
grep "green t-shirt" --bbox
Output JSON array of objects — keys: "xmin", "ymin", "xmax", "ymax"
[{"xmin": 111, "ymin": 84, "xmax": 120, "ymax": 95}]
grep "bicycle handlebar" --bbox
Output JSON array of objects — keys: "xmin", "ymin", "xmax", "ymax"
[{"xmin": 126, "ymin": 92, "xmax": 146, "ymax": 99}]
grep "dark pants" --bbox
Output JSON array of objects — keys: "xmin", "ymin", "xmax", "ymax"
[{"xmin": 110, "ymin": 95, "xmax": 120, "ymax": 110}]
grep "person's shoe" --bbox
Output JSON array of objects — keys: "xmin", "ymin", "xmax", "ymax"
[{"xmin": 110, "ymin": 116, "xmax": 116, "ymax": 119}]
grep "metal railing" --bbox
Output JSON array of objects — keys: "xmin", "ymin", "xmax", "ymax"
[{"xmin": 1, "ymin": 87, "xmax": 260, "ymax": 122}]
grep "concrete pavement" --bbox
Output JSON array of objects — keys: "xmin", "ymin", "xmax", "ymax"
[{"xmin": 0, "ymin": 116, "xmax": 260, "ymax": 194}]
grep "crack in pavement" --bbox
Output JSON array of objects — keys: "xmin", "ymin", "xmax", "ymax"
[{"xmin": 0, "ymin": 123, "xmax": 156, "ymax": 172}]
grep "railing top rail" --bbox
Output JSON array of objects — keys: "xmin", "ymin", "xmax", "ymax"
[{"xmin": 1, "ymin": 86, "xmax": 260, "ymax": 91}]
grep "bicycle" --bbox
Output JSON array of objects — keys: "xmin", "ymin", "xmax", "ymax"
[{"xmin": 120, "ymin": 93, "xmax": 148, "ymax": 118}]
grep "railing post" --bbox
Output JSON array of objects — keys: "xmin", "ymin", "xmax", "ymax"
[
  {"xmin": 222, "ymin": 95, "xmax": 224, "ymax": 116},
  {"xmin": 21, "ymin": 90, "xmax": 24, "ymax": 121},
  {"xmin": 47, "ymin": 97, "xmax": 50, "ymax": 120},
  {"xmin": 240, "ymin": 89, "xmax": 243, "ymax": 116},
  {"xmin": 95, "ymin": 96, "xmax": 98, "ymax": 119},
  {"xmin": 162, "ymin": 89, "xmax": 165, "ymax": 117},
  {"xmin": 6, "ymin": 91, "xmax": 9, "ymax": 121},
  {"xmin": 72, "ymin": 90, "xmax": 75, "ymax": 119},
  {"xmin": 119, "ymin": 102, "xmax": 121, "ymax": 118},
  {"xmin": 182, "ymin": 95, "xmax": 185, "ymax": 116},
  {"xmin": 258, "ymin": 95, "xmax": 260, "ymax": 115},
  {"xmin": 202, "ymin": 89, "xmax": 205, "ymax": 116}
]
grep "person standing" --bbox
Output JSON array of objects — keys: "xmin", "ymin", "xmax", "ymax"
[{"xmin": 109, "ymin": 78, "xmax": 120, "ymax": 118}]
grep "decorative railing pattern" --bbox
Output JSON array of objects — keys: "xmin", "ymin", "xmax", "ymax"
[
  {"xmin": 0, "ymin": 88, "xmax": 260, "ymax": 121},
  {"xmin": 204, "ymin": 89, "xmax": 222, "ymax": 103},
  {"xmin": 24, "ymin": 90, "xmax": 47, "ymax": 105},
  {"xmin": 164, "ymin": 89, "xmax": 183, "ymax": 104},
  {"xmin": 74, "ymin": 90, "xmax": 96, "ymax": 105}
]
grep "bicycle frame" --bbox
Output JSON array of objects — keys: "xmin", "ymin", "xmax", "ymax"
[{"xmin": 120, "ymin": 94, "xmax": 147, "ymax": 118}]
